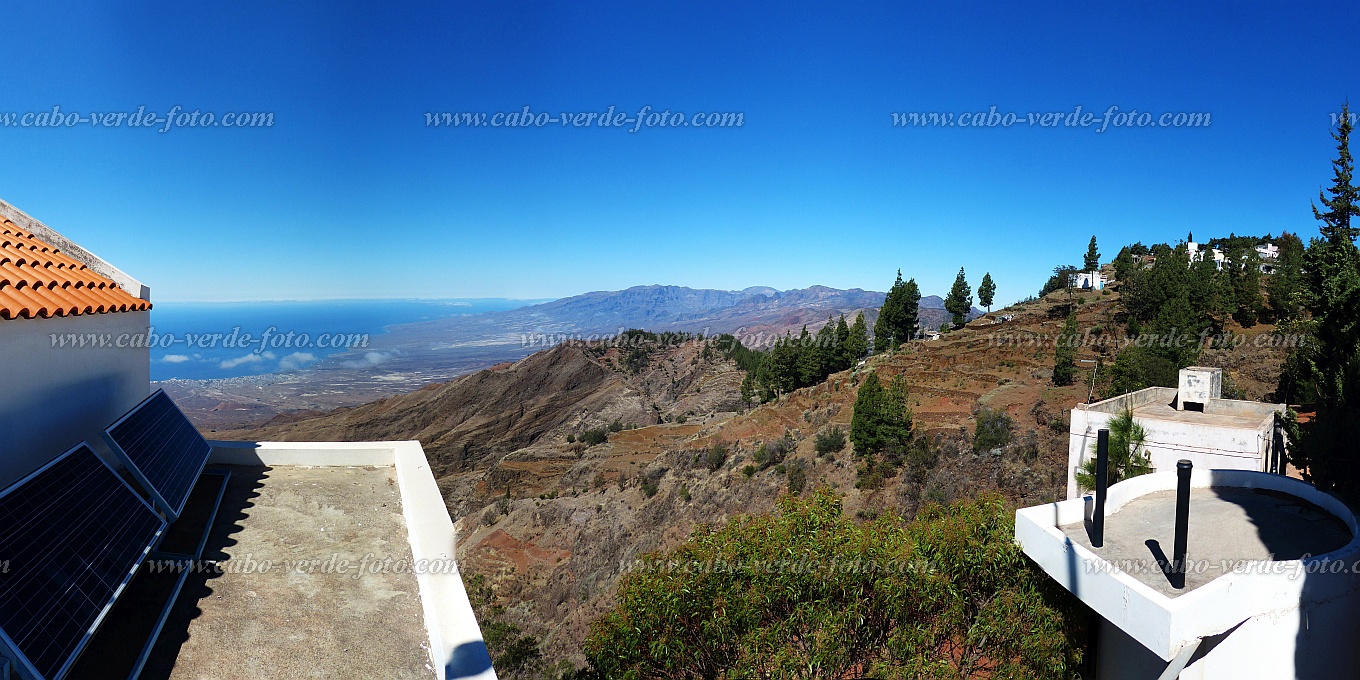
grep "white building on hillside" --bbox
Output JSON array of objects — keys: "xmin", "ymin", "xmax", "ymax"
[
  {"xmin": 1187, "ymin": 241, "xmax": 1226, "ymax": 271},
  {"xmin": 1074, "ymin": 271, "xmax": 1105, "ymax": 290},
  {"xmin": 1188, "ymin": 240, "xmax": 1281, "ymax": 274},
  {"xmin": 1066, "ymin": 367, "xmax": 1286, "ymax": 500}
]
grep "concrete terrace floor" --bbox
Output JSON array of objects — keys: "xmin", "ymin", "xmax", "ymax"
[
  {"xmin": 1061, "ymin": 486, "xmax": 1352, "ymax": 597},
  {"xmin": 149, "ymin": 465, "xmax": 434, "ymax": 679}
]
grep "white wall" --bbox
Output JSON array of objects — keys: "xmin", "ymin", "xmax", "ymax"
[
  {"xmin": 1018, "ymin": 470, "xmax": 1360, "ymax": 679},
  {"xmin": 1067, "ymin": 398, "xmax": 1281, "ymax": 498},
  {"xmin": 0, "ymin": 311, "xmax": 150, "ymax": 488}
]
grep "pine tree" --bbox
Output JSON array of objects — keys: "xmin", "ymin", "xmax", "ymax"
[
  {"xmin": 944, "ymin": 268, "xmax": 972, "ymax": 328},
  {"xmin": 1084, "ymin": 236, "xmax": 1101, "ymax": 272},
  {"xmin": 845, "ymin": 312, "xmax": 869, "ymax": 365},
  {"xmin": 1266, "ymin": 232, "xmax": 1306, "ymax": 321},
  {"xmin": 978, "ymin": 273, "xmax": 996, "ymax": 314},
  {"xmin": 850, "ymin": 373, "xmax": 885, "ymax": 454},
  {"xmin": 1052, "ymin": 311, "xmax": 1078, "ymax": 386},
  {"xmin": 899, "ymin": 278, "xmax": 921, "ymax": 341},
  {"xmin": 1287, "ymin": 102, "xmax": 1360, "ymax": 501},
  {"xmin": 833, "ymin": 314, "xmax": 852, "ymax": 371},
  {"xmin": 795, "ymin": 325, "xmax": 824, "ymax": 387},
  {"xmin": 850, "ymin": 373, "xmax": 912, "ymax": 456},
  {"xmin": 873, "ymin": 271, "xmax": 921, "ymax": 352}
]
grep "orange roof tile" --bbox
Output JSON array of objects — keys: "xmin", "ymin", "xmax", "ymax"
[{"xmin": 0, "ymin": 219, "xmax": 150, "ymax": 320}]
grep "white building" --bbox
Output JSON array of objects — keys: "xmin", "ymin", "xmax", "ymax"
[
  {"xmin": 1186, "ymin": 241, "xmax": 1226, "ymax": 271},
  {"xmin": 1074, "ymin": 270, "xmax": 1105, "ymax": 290},
  {"xmin": 0, "ymin": 200, "xmax": 495, "ymax": 678},
  {"xmin": 1066, "ymin": 367, "xmax": 1286, "ymax": 499},
  {"xmin": 0, "ymin": 199, "xmax": 152, "ymax": 488},
  {"xmin": 1188, "ymin": 240, "xmax": 1280, "ymax": 274}
]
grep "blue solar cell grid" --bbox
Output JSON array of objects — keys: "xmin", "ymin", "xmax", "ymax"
[
  {"xmin": 101, "ymin": 390, "xmax": 212, "ymax": 522},
  {"xmin": 0, "ymin": 444, "xmax": 166, "ymax": 680}
]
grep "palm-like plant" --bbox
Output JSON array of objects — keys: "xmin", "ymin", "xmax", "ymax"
[{"xmin": 1075, "ymin": 408, "xmax": 1153, "ymax": 493}]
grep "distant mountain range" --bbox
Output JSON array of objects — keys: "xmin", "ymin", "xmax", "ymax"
[{"xmin": 164, "ymin": 284, "xmax": 979, "ymax": 430}]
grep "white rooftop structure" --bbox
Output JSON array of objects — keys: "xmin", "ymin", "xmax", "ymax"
[
  {"xmin": 1017, "ymin": 469, "xmax": 1360, "ymax": 679},
  {"xmin": 1067, "ymin": 367, "xmax": 1286, "ymax": 499}
]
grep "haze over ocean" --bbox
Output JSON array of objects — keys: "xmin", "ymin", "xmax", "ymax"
[{"xmin": 148, "ymin": 298, "xmax": 540, "ymax": 380}]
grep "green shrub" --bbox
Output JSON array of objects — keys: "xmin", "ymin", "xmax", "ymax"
[
  {"xmin": 580, "ymin": 428, "xmax": 609, "ymax": 446},
  {"xmin": 742, "ymin": 465, "xmax": 756, "ymax": 478},
  {"xmin": 814, "ymin": 426, "xmax": 847, "ymax": 456},
  {"xmin": 584, "ymin": 490, "xmax": 1086, "ymax": 677},
  {"xmin": 705, "ymin": 442, "xmax": 729, "ymax": 472},
  {"xmin": 972, "ymin": 405, "xmax": 1014, "ymax": 453}
]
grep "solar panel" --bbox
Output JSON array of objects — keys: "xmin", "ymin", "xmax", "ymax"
[
  {"xmin": 101, "ymin": 390, "xmax": 212, "ymax": 522},
  {"xmin": 0, "ymin": 444, "xmax": 166, "ymax": 680}
]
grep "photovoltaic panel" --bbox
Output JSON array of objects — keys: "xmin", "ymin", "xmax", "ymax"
[
  {"xmin": 0, "ymin": 444, "xmax": 166, "ymax": 680},
  {"xmin": 101, "ymin": 389, "xmax": 212, "ymax": 522}
]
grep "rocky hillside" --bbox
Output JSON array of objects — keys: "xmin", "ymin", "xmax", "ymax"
[{"xmin": 219, "ymin": 284, "xmax": 1291, "ymax": 674}]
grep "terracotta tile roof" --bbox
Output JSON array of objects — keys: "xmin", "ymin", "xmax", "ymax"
[{"xmin": 0, "ymin": 219, "xmax": 151, "ymax": 320}]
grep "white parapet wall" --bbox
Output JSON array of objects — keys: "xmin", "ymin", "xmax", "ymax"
[
  {"xmin": 208, "ymin": 440, "xmax": 498, "ymax": 680},
  {"xmin": 1016, "ymin": 470, "xmax": 1360, "ymax": 679},
  {"xmin": 1066, "ymin": 386, "xmax": 1284, "ymax": 499}
]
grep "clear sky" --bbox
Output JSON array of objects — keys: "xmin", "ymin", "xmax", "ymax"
[{"xmin": 0, "ymin": 1, "xmax": 1355, "ymax": 304}]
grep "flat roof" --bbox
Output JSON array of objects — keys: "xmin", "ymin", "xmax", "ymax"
[
  {"xmin": 145, "ymin": 465, "xmax": 435, "ymax": 677},
  {"xmin": 1130, "ymin": 401, "xmax": 1276, "ymax": 430},
  {"xmin": 1060, "ymin": 486, "xmax": 1352, "ymax": 597}
]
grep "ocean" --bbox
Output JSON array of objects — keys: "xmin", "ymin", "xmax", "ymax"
[{"xmin": 148, "ymin": 298, "xmax": 542, "ymax": 381}]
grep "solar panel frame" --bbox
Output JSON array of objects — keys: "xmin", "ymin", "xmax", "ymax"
[
  {"xmin": 100, "ymin": 389, "xmax": 213, "ymax": 522},
  {"xmin": 0, "ymin": 443, "xmax": 167, "ymax": 680}
]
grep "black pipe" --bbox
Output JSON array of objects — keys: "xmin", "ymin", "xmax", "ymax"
[
  {"xmin": 1092, "ymin": 428, "xmax": 1109, "ymax": 548},
  {"xmin": 1173, "ymin": 459, "xmax": 1193, "ymax": 589}
]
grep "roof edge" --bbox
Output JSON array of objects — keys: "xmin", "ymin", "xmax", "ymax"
[{"xmin": 0, "ymin": 198, "xmax": 150, "ymax": 301}]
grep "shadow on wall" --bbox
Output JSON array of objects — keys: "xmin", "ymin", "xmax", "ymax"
[
  {"xmin": 0, "ymin": 371, "xmax": 143, "ymax": 488},
  {"xmin": 1202, "ymin": 470, "xmax": 1357, "ymax": 679}
]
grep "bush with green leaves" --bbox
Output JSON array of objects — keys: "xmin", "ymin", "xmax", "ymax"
[
  {"xmin": 584, "ymin": 489, "xmax": 1085, "ymax": 678},
  {"xmin": 972, "ymin": 405, "xmax": 1014, "ymax": 453},
  {"xmin": 814, "ymin": 425, "xmax": 847, "ymax": 456},
  {"xmin": 580, "ymin": 428, "xmax": 609, "ymax": 447},
  {"xmin": 704, "ymin": 442, "xmax": 728, "ymax": 472},
  {"xmin": 1075, "ymin": 408, "xmax": 1153, "ymax": 492}
]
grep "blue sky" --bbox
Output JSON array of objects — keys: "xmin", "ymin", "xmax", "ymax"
[{"xmin": 0, "ymin": 1, "xmax": 1355, "ymax": 305}]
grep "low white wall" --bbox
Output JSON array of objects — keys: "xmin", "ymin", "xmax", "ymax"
[
  {"xmin": 1017, "ymin": 470, "xmax": 1360, "ymax": 678},
  {"xmin": 207, "ymin": 440, "xmax": 498, "ymax": 680},
  {"xmin": 1067, "ymin": 403, "xmax": 1279, "ymax": 499},
  {"xmin": 0, "ymin": 311, "xmax": 151, "ymax": 489}
]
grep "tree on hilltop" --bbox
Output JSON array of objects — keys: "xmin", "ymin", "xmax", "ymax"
[
  {"xmin": 978, "ymin": 272, "xmax": 996, "ymax": 314},
  {"xmin": 1084, "ymin": 236, "xmax": 1101, "ymax": 272},
  {"xmin": 845, "ymin": 312, "xmax": 869, "ymax": 365},
  {"xmin": 874, "ymin": 270, "xmax": 921, "ymax": 352},
  {"xmin": 944, "ymin": 267, "xmax": 973, "ymax": 328}
]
